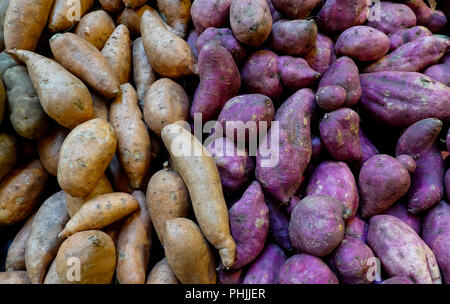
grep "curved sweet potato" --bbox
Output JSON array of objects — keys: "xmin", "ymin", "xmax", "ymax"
[
  {"xmin": 48, "ymin": 0, "xmax": 94, "ymax": 33},
  {"xmin": 133, "ymin": 37, "xmax": 156, "ymax": 104},
  {"xmin": 389, "ymin": 26, "xmax": 432, "ymax": 51},
  {"xmin": 101, "ymin": 25, "xmax": 132, "ymax": 85},
  {"xmin": 366, "ymin": 2, "xmax": 417, "ymax": 35}
]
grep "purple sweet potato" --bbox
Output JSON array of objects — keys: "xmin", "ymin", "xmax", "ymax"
[
  {"xmin": 344, "ymin": 214, "xmax": 368, "ymax": 243},
  {"xmin": 218, "ymin": 267, "xmax": 243, "ymax": 284},
  {"xmin": 396, "ymin": 118, "xmax": 443, "ymax": 160},
  {"xmin": 359, "ymin": 154, "xmax": 411, "ymax": 217},
  {"xmin": 367, "ymin": 215, "xmax": 441, "ymax": 284},
  {"xmin": 319, "ymin": 108, "xmax": 363, "ymax": 163},
  {"xmin": 381, "ymin": 277, "xmax": 414, "ymax": 284},
  {"xmin": 271, "ymin": 0, "xmax": 320, "ymax": 19},
  {"xmin": 405, "ymin": 0, "xmax": 447, "ymax": 33},
  {"xmin": 191, "ymin": 0, "xmax": 232, "ymax": 33},
  {"xmin": 256, "ymin": 89, "xmax": 315, "ymax": 203},
  {"xmin": 389, "ymin": 26, "xmax": 432, "ymax": 51},
  {"xmin": 289, "ymin": 195, "xmax": 345, "ymax": 256},
  {"xmin": 190, "ymin": 44, "xmax": 240, "ymax": 121},
  {"xmin": 422, "ymin": 201, "xmax": 449, "ymax": 283},
  {"xmin": 277, "ymin": 254, "xmax": 339, "ymax": 284},
  {"xmin": 396, "ymin": 154, "xmax": 416, "ymax": 174},
  {"xmin": 229, "ymin": 181, "xmax": 269, "ymax": 269},
  {"xmin": 241, "ymin": 50, "xmax": 283, "ymax": 100},
  {"xmin": 304, "ymin": 33, "xmax": 336, "ymax": 76},
  {"xmin": 277, "ymin": 56, "xmax": 320, "ymax": 91},
  {"xmin": 267, "ymin": 0, "xmax": 282, "ymax": 22},
  {"xmin": 315, "ymin": 85, "xmax": 346, "ymax": 112},
  {"xmin": 242, "ymin": 243, "xmax": 286, "ymax": 284},
  {"xmin": 367, "ymin": 2, "xmax": 417, "ymax": 35},
  {"xmin": 317, "ymin": 0, "xmax": 369, "ymax": 34},
  {"xmin": 386, "ymin": 200, "xmax": 421, "ymax": 235},
  {"xmin": 307, "ymin": 161, "xmax": 359, "ymax": 220},
  {"xmin": 311, "ymin": 135, "xmax": 322, "ymax": 161},
  {"xmin": 359, "ymin": 72, "xmax": 450, "ymax": 128},
  {"xmin": 423, "ymin": 63, "xmax": 450, "ymax": 86},
  {"xmin": 359, "ymin": 129, "xmax": 379, "ymax": 165},
  {"xmin": 186, "ymin": 30, "xmax": 199, "ymax": 58},
  {"xmin": 268, "ymin": 19, "xmax": 317, "ymax": 57},
  {"xmin": 336, "ymin": 26, "xmax": 390, "ymax": 62},
  {"xmin": 408, "ymin": 145, "xmax": 444, "ymax": 213},
  {"xmin": 265, "ymin": 195, "xmax": 293, "ymax": 252}
]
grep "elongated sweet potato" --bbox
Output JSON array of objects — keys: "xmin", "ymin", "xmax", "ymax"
[
  {"xmin": 317, "ymin": 0, "xmax": 369, "ymax": 34},
  {"xmin": 0, "ymin": 133, "xmax": 17, "ymax": 182},
  {"xmin": 389, "ymin": 26, "xmax": 432, "ymax": 51},
  {"xmin": 0, "ymin": 271, "xmax": 30, "ymax": 284},
  {"xmin": 5, "ymin": 212, "xmax": 36, "ymax": 271},
  {"xmin": 242, "ymin": 243, "xmax": 286, "ymax": 284},
  {"xmin": 268, "ymin": 19, "xmax": 317, "ymax": 57},
  {"xmin": 37, "ymin": 127, "xmax": 68, "ymax": 176},
  {"xmin": 405, "ymin": 0, "xmax": 447, "ymax": 33},
  {"xmin": 271, "ymin": 0, "xmax": 320, "ymax": 19},
  {"xmin": 277, "ymin": 56, "xmax": 320, "ymax": 91},
  {"xmin": 277, "ymin": 254, "xmax": 339, "ymax": 284},
  {"xmin": 147, "ymin": 257, "xmax": 179, "ymax": 284},
  {"xmin": 101, "ymin": 25, "xmax": 131, "ymax": 85},
  {"xmin": 366, "ymin": 2, "xmax": 417, "ymax": 35},
  {"xmin": 133, "ymin": 38, "xmax": 156, "ymax": 105},
  {"xmin": 48, "ymin": 0, "xmax": 94, "ymax": 33},
  {"xmin": 75, "ymin": 10, "xmax": 116, "ymax": 50},
  {"xmin": 386, "ymin": 200, "xmax": 421, "ymax": 235},
  {"xmin": 157, "ymin": 0, "xmax": 191, "ymax": 38},
  {"xmin": 191, "ymin": 0, "xmax": 231, "ymax": 33},
  {"xmin": 304, "ymin": 33, "xmax": 336, "ymax": 76}
]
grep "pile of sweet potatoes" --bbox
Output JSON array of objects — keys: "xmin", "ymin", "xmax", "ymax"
[{"xmin": 0, "ymin": 0, "xmax": 449, "ymax": 285}]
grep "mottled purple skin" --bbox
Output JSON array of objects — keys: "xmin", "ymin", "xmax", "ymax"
[
  {"xmin": 446, "ymin": 169, "xmax": 450, "ymax": 202},
  {"xmin": 408, "ymin": 145, "xmax": 444, "ymax": 214},
  {"xmin": 389, "ymin": 26, "xmax": 432, "ymax": 51},
  {"xmin": 359, "ymin": 154, "xmax": 411, "ymax": 217},
  {"xmin": 277, "ymin": 254, "xmax": 339, "ymax": 284},
  {"xmin": 316, "ymin": 85, "xmax": 346, "ymax": 112},
  {"xmin": 218, "ymin": 267, "xmax": 243, "ymax": 284},
  {"xmin": 190, "ymin": 44, "xmax": 241, "ymax": 121},
  {"xmin": 364, "ymin": 36, "xmax": 450, "ymax": 73},
  {"xmin": 381, "ymin": 277, "xmax": 414, "ymax": 284},
  {"xmin": 336, "ymin": 26, "xmax": 389, "ymax": 62},
  {"xmin": 265, "ymin": 195, "xmax": 293, "ymax": 251},
  {"xmin": 367, "ymin": 215, "xmax": 442, "ymax": 284},
  {"xmin": 424, "ymin": 63, "xmax": 450, "ymax": 86},
  {"xmin": 307, "ymin": 161, "xmax": 359, "ymax": 220},
  {"xmin": 304, "ymin": 33, "xmax": 336, "ymax": 76},
  {"xmin": 318, "ymin": 57, "xmax": 362, "ymax": 107},
  {"xmin": 319, "ymin": 108, "xmax": 363, "ymax": 163},
  {"xmin": 286, "ymin": 195, "xmax": 301, "ymax": 215},
  {"xmin": 242, "ymin": 243, "xmax": 287, "ymax": 284},
  {"xmin": 289, "ymin": 195, "xmax": 345, "ymax": 256},
  {"xmin": 344, "ymin": 214, "xmax": 368, "ymax": 243},
  {"xmin": 359, "ymin": 129, "xmax": 379, "ymax": 165},
  {"xmin": 205, "ymin": 136, "xmax": 254, "ymax": 192},
  {"xmin": 330, "ymin": 238, "xmax": 375, "ymax": 284},
  {"xmin": 229, "ymin": 181, "xmax": 269, "ymax": 269},
  {"xmin": 191, "ymin": 0, "xmax": 232, "ymax": 34},
  {"xmin": 256, "ymin": 89, "xmax": 315, "ymax": 203},
  {"xmin": 396, "ymin": 154, "xmax": 416, "ymax": 174},
  {"xmin": 277, "ymin": 56, "xmax": 320, "ymax": 91},
  {"xmin": 266, "ymin": 0, "xmax": 282, "ymax": 22},
  {"xmin": 367, "ymin": 2, "xmax": 417, "ymax": 35},
  {"xmin": 317, "ymin": 0, "xmax": 369, "ymax": 34},
  {"xmin": 359, "ymin": 72, "xmax": 450, "ymax": 128},
  {"xmin": 311, "ymin": 135, "xmax": 322, "ymax": 161},
  {"xmin": 396, "ymin": 118, "xmax": 443, "ymax": 160},
  {"xmin": 241, "ymin": 50, "xmax": 283, "ymax": 100},
  {"xmin": 271, "ymin": 0, "xmax": 320, "ymax": 19},
  {"xmin": 405, "ymin": 0, "xmax": 447, "ymax": 33},
  {"xmin": 186, "ymin": 30, "xmax": 199, "ymax": 58},
  {"xmin": 268, "ymin": 19, "xmax": 317, "ymax": 57},
  {"xmin": 386, "ymin": 200, "xmax": 421, "ymax": 235},
  {"xmin": 422, "ymin": 201, "xmax": 450, "ymax": 283},
  {"xmin": 196, "ymin": 27, "xmax": 246, "ymax": 66},
  {"xmin": 218, "ymin": 94, "xmax": 274, "ymax": 143}
]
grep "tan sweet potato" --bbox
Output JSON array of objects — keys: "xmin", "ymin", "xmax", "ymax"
[
  {"xmin": 0, "ymin": 133, "xmax": 17, "ymax": 182},
  {"xmin": 0, "ymin": 271, "xmax": 30, "ymax": 284},
  {"xmin": 91, "ymin": 92, "xmax": 109, "ymax": 120},
  {"xmin": 37, "ymin": 126, "xmax": 68, "ymax": 176},
  {"xmin": 99, "ymin": 0, "xmax": 124, "ymax": 13},
  {"xmin": 101, "ymin": 25, "xmax": 131, "ymax": 84},
  {"xmin": 157, "ymin": 0, "xmax": 191, "ymax": 38},
  {"xmin": 146, "ymin": 257, "xmax": 179, "ymax": 284},
  {"xmin": 75, "ymin": 10, "xmax": 116, "ymax": 50},
  {"xmin": 48, "ymin": 0, "xmax": 95, "ymax": 33},
  {"xmin": 43, "ymin": 259, "xmax": 61, "ymax": 284},
  {"xmin": 133, "ymin": 37, "xmax": 156, "ymax": 105}
]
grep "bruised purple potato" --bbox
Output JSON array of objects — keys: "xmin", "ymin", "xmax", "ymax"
[
  {"xmin": 305, "ymin": 33, "xmax": 336, "ymax": 76},
  {"xmin": 359, "ymin": 129, "xmax": 379, "ymax": 165},
  {"xmin": 229, "ymin": 181, "xmax": 269, "ymax": 269},
  {"xmin": 265, "ymin": 195, "xmax": 293, "ymax": 252},
  {"xmin": 191, "ymin": 0, "xmax": 232, "ymax": 34},
  {"xmin": 381, "ymin": 277, "xmax": 414, "ymax": 284},
  {"xmin": 277, "ymin": 56, "xmax": 320, "ymax": 91},
  {"xmin": 386, "ymin": 200, "xmax": 421, "ymax": 235},
  {"xmin": 389, "ymin": 26, "xmax": 432, "ymax": 51},
  {"xmin": 424, "ymin": 63, "xmax": 450, "ymax": 86},
  {"xmin": 367, "ymin": 215, "xmax": 441, "ymax": 284},
  {"xmin": 277, "ymin": 254, "xmax": 339, "ymax": 284},
  {"xmin": 268, "ymin": 19, "xmax": 317, "ymax": 57},
  {"xmin": 242, "ymin": 243, "xmax": 286, "ymax": 284},
  {"xmin": 344, "ymin": 214, "xmax": 368, "ymax": 243},
  {"xmin": 396, "ymin": 154, "xmax": 416, "ymax": 174},
  {"xmin": 317, "ymin": 0, "xmax": 369, "ymax": 34},
  {"xmin": 366, "ymin": 2, "xmax": 417, "ymax": 35},
  {"xmin": 271, "ymin": 0, "xmax": 320, "ymax": 19},
  {"xmin": 315, "ymin": 85, "xmax": 346, "ymax": 112},
  {"xmin": 359, "ymin": 154, "xmax": 411, "ymax": 217},
  {"xmin": 289, "ymin": 195, "xmax": 345, "ymax": 257},
  {"xmin": 218, "ymin": 267, "xmax": 243, "ymax": 284}
]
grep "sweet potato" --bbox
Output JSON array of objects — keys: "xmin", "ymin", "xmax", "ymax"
[
  {"xmin": 268, "ymin": 19, "xmax": 317, "ymax": 57},
  {"xmin": 265, "ymin": 195, "xmax": 293, "ymax": 251},
  {"xmin": 315, "ymin": 85, "xmax": 346, "ymax": 112},
  {"xmin": 48, "ymin": 0, "xmax": 94, "ymax": 33},
  {"xmin": 0, "ymin": 271, "xmax": 30, "ymax": 284},
  {"xmin": 366, "ymin": 2, "xmax": 417, "ymax": 35},
  {"xmin": 37, "ymin": 127, "xmax": 68, "ymax": 176},
  {"xmin": 74, "ymin": 10, "xmax": 116, "ymax": 50},
  {"xmin": 57, "ymin": 118, "xmax": 117, "ymax": 197},
  {"xmin": 123, "ymin": 0, "xmax": 147, "ymax": 8},
  {"xmin": 386, "ymin": 200, "xmax": 421, "ymax": 235},
  {"xmin": 157, "ymin": 0, "xmax": 191, "ymax": 38},
  {"xmin": 147, "ymin": 257, "xmax": 179, "ymax": 284},
  {"xmin": 25, "ymin": 191, "xmax": 70, "ymax": 284},
  {"xmin": 0, "ymin": 133, "xmax": 17, "ymax": 182},
  {"xmin": 91, "ymin": 92, "xmax": 109, "ymax": 120},
  {"xmin": 0, "ymin": 0, "xmax": 9, "ymax": 52},
  {"xmin": 317, "ymin": 0, "xmax": 369, "ymax": 34},
  {"xmin": 424, "ymin": 62, "xmax": 450, "ymax": 86},
  {"xmin": 0, "ymin": 160, "xmax": 47, "ymax": 226},
  {"xmin": 389, "ymin": 26, "xmax": 432, "ymax": 51},
  {"xmin": 55, "ymin": 230, "xmax": 116, "ymax": 284},
  {"xmin": 5, "ymin": 212, "xmax": 36, "ymax": 271},
  {"xmin": 107, "ymin": 154, "xmax": 133, "ymax": 193},
  {"xmin": 344, "ymin": 214, "xmax": 368, "ymax": 243},
  {"xmin": 164, "ymin": 218, "xmax": 216, "ymax": 284},
  {"xmin": 143, "ymin": 78, "xmax": 190, "ymax": 137},
  {"xmin": 367, "ymin": 215, "xmax": 441, "ymax": 284},
  {"xmin": 271, "ymin": 0, "xmax": 320, "ymax": 19},
  {"xmin": 359, "ymin": 129, "xmax": 379, "ymax": 165},
  {"xmin": 277, "ymin": 56, "xmax": 320, "ymax": 91},
  {"xmin": 101, "ymin": 25, "xmax": 131, "ymax": 85},
  {"xmin": 405, "ymin": 0, "xmax": 447, "ymax": 33},
  {"xmin": 381, "ymin": 277, "xmax": 414, "ymax": 284},
  {"xmin": 99, "ymin": 0, "xmax": 124, "ymax": 13},
  {"xmin": 396, "ymin": 154, "xmax": 416, "ymax": 174},
  {"xmin": 304, "ymin": 33, "xmax": 336, "ymax": 76},
  {"xmin": 140, "ymin": 10, "xmax": 198, "ymax": 78},
  {"xmin": 133, "ymin": 38, "xmax": 156, "ymax": 105},
  {"xmin": 191, "ymin": 0, "xmax": 231, "ymax": 33},
  {"xmin": 161, "ymin": 123, "xmax": 236, "ymax": 268},
  {"xmin": 242, "ymin": 243, "xmax": 286, "ymax": 284},
  {"xmin": 277, "ymin": 254, "xmax": 339, "ymax": 284},
  {"xmin": 43, "ymin": 259, "xmax": 60, "ymax": 284}
]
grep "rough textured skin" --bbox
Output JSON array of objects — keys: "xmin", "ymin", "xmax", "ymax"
[
  {"xmin": 101, "ymin": 25, "xmax": 131, "ymax": 85},
  {"xmin": 75, "ymin": 10, "xmax": 116, "ymax": 50},
  {"xmin": 3, "ymin": 66, "xmax": 49, "ymax": 139},
  {"xmin": 381, "ymin": 277, "xmax": 414, "ymax": 284},
  {"xmin": 316, "ymin": 85, "xmax": 346, "ymax": 112},
  {"xmin": 386, "ymin": 200, "xmax": 421, "ymax": 235},
  {"xmin": 132, "ymin": 38, "xmax": 156, "ymax": 106},
  {"xmin": 242, "ymin": 243, "xmax": 286, "ymax": 284},
  {"xmin": 422, "ymin": 201, "xmax": 449, "ymax": 283},
  {"xmin": 37, "ymin": 127, "xmax": 68, "ymax": 176},
  {"xmin": 317, "ymin": 0, "xmax": 369, "ymax": 34},
  {"xmin": 218, "ymin": 267, "xmax": 242, "ymax": 284},
  {"xmin": 161, "ymin": 124, "xmax": 236, "ymax": 268},
  {"xmin": 367, "ymin": 2, "xmax": 417, "ymax": 35},
  {"xmin": 367, "ymin": 215, "xmax": 441, "ymax": 284},
  {"xmin": 359, "ymin": 155, "xmax": 410, "ymax": 217},
  {"xmin": 43, "ymin": 259, "xmax": 60, "ymax": 284},
  {"xmin": 318, "ymin": 57, "xmax": 361, "ymax": 107},
  {"xmin": 0, "ymin": 271, "xmax": 30, "ymax": 284},
  {"xmin": 307, "ymin": 161, "xmax": 359, "ymax": 220},
  {"xmin": 191, "ymin": 0, "xmax": 232, "ymax": 33},
  {"xmin": 164, "ymin": 218, "xmax": 216, "ymax": 284},
  {"xmin": 140, "ymin": 10, "xmax": 198, "ymax": 78},
  {"xmin": 336, "ymin": 26, "xmax": 390, "ymax": 62},
  {"xmin": 48, "ymin": 0, "xmax": 94, "ymax": 32},
  {"xmin": 271, "ymin": 0, "xmax": 320, "ymax": 19},
  {"xmin": 0, "ymin": 160, "xmax": 47, "ymax": 226},
  {"xmin": 5, "ymin": 212, "xmax": 36, "ymax": 271},
  {"xmin": 359, "ymin": 129, "xmax": 378, "ymax": 165},
  {"xmin": 396, "ymin": 154, "xmax": 416, "ymax": 174},
  {"xmin": 319, "ymin": 108, "xmax": 362, "ymax": 163},
  {"xmin": 205, "ymin": 137, "xmax": 254, "ymax": 192},
  {"xmin": 278, "ymin": 56, "xmax": 320, "ymax": 91},
  {"xmin": 191, "ymin": 44, "xmax": 240, "ymax": 121},
  {"xmin": 405, "ymin": 0, "xmax": 447, "ymax": 33},
  {"xmin": 147, "ymin": 257, "xmax": 179, "ymax": 284},
  {"xmin": 344, "ymin": 214, "xmax": 368, "ymax": 243},
  {"xmin": 389, "ymin": 26, "xmax": 432, "ymax": 51},
  {"xmin": 229, "ymin": 181, "xmax": 269, "ymax": 269},
  {"xmin": 196, "ymin": 27, "xmax": 246, "ymax": 66},
  {"xmin": 59, "ymin": 192, "xmax": 139, "ymax": 238},
  {"xmin": 277, "ymin": 254, "xmax": 339, "ymax": 284},
  {"xmin": 6, "ymin": 50, "xmax": 93, "ymax": 129},
  {"xmin": 265, "ymin": 195, "xmax": 292, "ymax": 251},
  {"xmin": 408, "ymin": 145, "xmax": 444, "ymax": 213},
  {"xmin": 230, "ymin": 0, "xmax": 272, "ymax": 47},
  {"xmin": 364, "ymin": 36, "xmax": 450, "ymax": 73},
  {"xmin": 25, "ymin": 191, "xmax": 70, "ymax": 284},
  {"xmin": 396, "ymin": 118, "xmax": 442, "ymax": 159},
  {"xmin": 424, "ymin": 63, "xmax": 450, "ymax": 86},
  {"xmin": 359, "ymin": 72, "xmax": 450, "ymax": 128},
  {"xmin": 256, "ymin": 89, "xmax": 315, "ymax": 203},
  {"xmin": 57, "ymin": 118, "xmax": 117, "ymax": 197},
  {"xmin": 157, "ymin": 0, "xmax": 191, "ymax": 38},
  {"xmin": 99, "ymin": 0, "xmax": 124, "ymax": 13},
  {"xmin": 305, "ymin": 33, "xmax": 336, "ymax": 76},
  {"xmin": 55, "ymin": 230, "xmax": 116, "ymax": 284},
  {"xmin": 0, "ymin": 133, "xmax": 17, "ymax": 182},
  {"xmin": 241, "ymin": 50, "xmax": 283, "ymax": 100},
  {"xmin": 268, "ymin": 19, "xmax": 317, "ymax": 57},
  {"xmin": 0, "ymin": 0, "xmax": 10, "ymax": 52}
]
